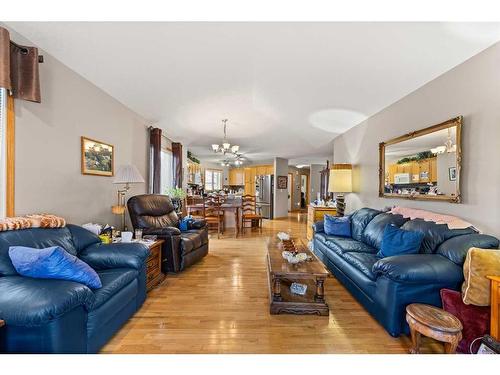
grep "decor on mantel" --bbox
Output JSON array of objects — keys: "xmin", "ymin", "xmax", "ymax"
[
  {"xmin": 81, "ymin": 137, "xmax": 114, "ymax": 176},
  {"xmin": 0, "ymin": 26, "xmax": 43, "ymax": 103},
  {"xmin": 328, "ymin": 163, "xmax": 352, "ymax": 216},
  {"xmin": 112, "ymin": 165, "xmax": 145, "ymax": 230}
]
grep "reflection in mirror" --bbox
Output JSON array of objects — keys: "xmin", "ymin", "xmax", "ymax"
[{"xmin": 379, "ymin": 117, "xmax": 462, "ymax": 203}]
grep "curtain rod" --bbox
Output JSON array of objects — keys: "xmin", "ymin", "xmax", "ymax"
[{"xmin": 10, "ymin": 40, "xmax": 44, "ymax": 63}]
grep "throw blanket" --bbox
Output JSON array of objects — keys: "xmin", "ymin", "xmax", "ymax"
[
  {"xmin": 389, "ymin": 206, "xmax": 474, "ymax": 230},
  {"xmin": 0, "ymin": 214, "xmax": 66, "ymax": 232}
]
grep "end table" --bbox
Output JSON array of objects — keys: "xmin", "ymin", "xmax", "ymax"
[{"xmin": 144, "ymin": 240, "xmax": 166, "ymax": 292}]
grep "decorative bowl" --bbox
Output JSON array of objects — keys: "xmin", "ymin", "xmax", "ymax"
[{"xmin": 277, "ymin": 232, "xmax": 290, "ymax": 241}]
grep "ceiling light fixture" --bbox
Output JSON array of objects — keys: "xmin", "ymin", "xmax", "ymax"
[{"xmin": 211, "ymin": 119, "xmax": 240, "ymax": 156}]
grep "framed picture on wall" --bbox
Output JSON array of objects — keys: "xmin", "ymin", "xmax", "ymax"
[
  {"xmin": 81, "ymin": 136, "xmax": 114, "ymax": 176},
  {"xmin": 277, "ymin": 175, "xmax": 288, "ymax": 189},
  {"xmin": 448, "ymin": 167, "xmax": 457, "ymax": 181}
]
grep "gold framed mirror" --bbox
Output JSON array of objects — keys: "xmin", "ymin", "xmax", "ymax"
[{"xmin": 379, "ymin": 116, "xmax": 462, "ymax": 203}]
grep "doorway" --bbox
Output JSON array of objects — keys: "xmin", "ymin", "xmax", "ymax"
[
  {"xmin": 287, "ymin": 173, "xmax": 293, "ymax": 212},
  {"xmin": 300, "ymin": 174, "xmax": 308, "ymax": 209}
]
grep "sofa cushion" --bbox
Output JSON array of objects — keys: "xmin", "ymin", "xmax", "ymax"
[
  {"xmin": 90, "ymin": 268, "xmax": 138, "ymax": 310},
  {"xmin": 324, "ymin": 215, "xmax": 351, "ymax": 237},
  {"xmin": 372, "ymin": 254, "xmax": 463, "ymax": 284},
  {"xmin": 329, "ymin": 237, "xmax": 377, "ymax": 255},
  {"xmin": 401, "ymin": 219, "xmax": 476, "ymax": 254},
  {"xmin": 0, "ymin": 275, "xmax": 95, "ymax": 326},
  {"xmin": 436, "ymin": 234, "xmax": 499, "ymax": 265},
  {"xmin": 9, "ymin": 246, "xmax": 102, "ymax": 289},
  {"xmin": 180, "ymin": 229, "xmax": 208, "ymax": 254},
  {"xmin": 341, "ymin": 252, "xmax": 379, "ymax": 281},
  {"xmin": 362, "ymin": 213, "xmax": 408, "ymax": 250},
  {"xmin": 0, "ymin": 227, "xmax": 77, "ymax": 276},
  {"xmin": 350, "ymin": 208, "xmax": 381, "ymax": 242}
]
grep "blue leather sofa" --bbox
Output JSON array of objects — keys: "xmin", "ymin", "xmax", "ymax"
[
  {"xmin": 312, "ymin": 208, "xmax": 499, "ymax": 337},
  {"xmin": 0, "ymin": 224, "xmax": 149, "ymax": 353}
]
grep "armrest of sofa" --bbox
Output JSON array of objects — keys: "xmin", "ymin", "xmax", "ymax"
[
  {"xmin": 188, "ymin": 219, "xmax": 206, "ymax": 230},
  {"xmin": 436, "ymin": 234, "xmax": 499, "ymax": 265},
  {"xmin": 0, "ymin": 275, "xmax": 95, "ymax": 326},
  {"xmin": 143, "ymin": 226, "xmax": 181, "ymax": 236},
  {"xmin": 372, "ymin": 254, "xmax": 463, "ymax": 284},
  {"xmin": 312, "ymin": 221, "xmax": 324, "ymax": 233},
  {"xmin": 79, "ymin": 242, "xmax": 149, "ymax": 271}
]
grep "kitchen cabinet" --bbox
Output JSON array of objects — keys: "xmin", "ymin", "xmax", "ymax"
[
  {"xmin": 229, "ymin": 168, "xmax": 245, "ymax": 185},
  {"xmin": 387, "ymin": 157, "xmax": 437, "ymax": 184}
]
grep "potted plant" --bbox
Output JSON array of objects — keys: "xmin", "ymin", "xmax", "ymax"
[{"xmin": 165, "ymin": 187, "xmax": 187, "ymax": 214}]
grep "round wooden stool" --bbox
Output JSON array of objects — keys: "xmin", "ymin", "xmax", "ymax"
[{"xmin": 406, "ymin": 303, "xmax": 463, "ymax": 354}]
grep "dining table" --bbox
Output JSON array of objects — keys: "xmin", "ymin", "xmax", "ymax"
[{"xmin": 186, "ymin": 198, "xmax": 243, "ymax": 238}]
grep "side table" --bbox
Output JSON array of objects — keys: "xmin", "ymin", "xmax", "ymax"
[
  {"xmin": 406, "ymin": 303, "xmax": 463, "ymax": 354},
  {"xmin": 145, "ymin": 240, "xmax": 166, "ymax": 292}
]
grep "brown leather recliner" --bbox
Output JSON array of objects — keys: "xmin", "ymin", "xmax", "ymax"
[{"xmin": 127, "ymin": 194, "xmax": 209, "ymax": 273}]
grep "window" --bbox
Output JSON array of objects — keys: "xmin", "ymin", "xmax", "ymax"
[
  {"xmin": 205, "ymin": 169, "xmax": 222, "ymax": 191},
  {"xmin": 160, "ymin": 146, "xmax": 173, "ymax": 194},
  {"xmin": 0, "ymin": 88, "xmax": 6, "ymax": 217}
]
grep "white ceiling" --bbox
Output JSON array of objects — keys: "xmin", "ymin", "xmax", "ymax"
[{"xmin": 7, "ymin": 22, "xmax": 500, "ymax": 165}]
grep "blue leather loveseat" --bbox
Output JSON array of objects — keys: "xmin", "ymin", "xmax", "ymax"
[
  {"xmin": 0, "ymin": 224, "xmax": 149, "ymax": 353},
  {"xmin": 312, "ymin": 208, "xmax": 499, "ymax": 337}
]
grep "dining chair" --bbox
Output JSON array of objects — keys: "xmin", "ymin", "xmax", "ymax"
[
  {"xmin": 204, "ymin": 196, "xmax": 224, "ymax": 239},
  {"xmin": 186, "ymin": 195, "xmax": 205, "ymax": 220},
  {"xmin": 241, "ymin": 194, "xmax": 263, "ymax": 233}
]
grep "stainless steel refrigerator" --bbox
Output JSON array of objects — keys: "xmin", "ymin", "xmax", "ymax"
[{"xmin": 255, "ymin": 174, "xmax": 274, "ymax": 219}]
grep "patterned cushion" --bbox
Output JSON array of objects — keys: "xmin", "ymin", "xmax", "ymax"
[{"xmin": 462, "ymin": 247, "xmax": 500, "ymax": 306}]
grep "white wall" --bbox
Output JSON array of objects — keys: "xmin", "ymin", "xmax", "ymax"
[
  {"xmin": 333, "ymin": 42, "xmax": 500, "ymax": 236},
  {"xmin": 273, "ymin": 157, "xmax": 288, "ymax": 218},
  {"xmin": 309, "ymin": 164, "xmax": 324, "ymax": 204},
  {"xmin": 12, "ymin": 31, "xmax": 149, "ymax": 229}
]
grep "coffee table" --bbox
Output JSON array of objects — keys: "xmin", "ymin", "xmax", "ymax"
[{"xmin": 266, "ymin": 237, "xmax": 330, "ymax": 316}]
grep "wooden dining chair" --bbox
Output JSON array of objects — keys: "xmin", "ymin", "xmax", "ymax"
[
  {"xmin": 204, "ymin": 196, "xmax": 224, "ymax": 239},
  {"xmin": 186, "ymin": 195, "xmax": 205, "ymax": 220},
  {"xmin": 241, "ymin": 194, "xmax": 263, "ymax": 233}
]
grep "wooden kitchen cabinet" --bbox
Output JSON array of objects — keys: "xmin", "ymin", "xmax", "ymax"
[{"xmin": 229, "ymin": 168, "xmax": 245, "ymax": 185}]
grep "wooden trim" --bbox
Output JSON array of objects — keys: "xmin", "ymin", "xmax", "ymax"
[
  {"xmin": 379, "ymin": 116, "xmax": 462, "ymax": 203},
  {"xmin": 81, "ymin": 136, "xmax": 115, "ymax": 177},
  {"xmin": 6, "ymin": 95, "xmax": 15, "ymax": 216},
  {"xmin": 487, "ymin": 276, "xmax": 500, "ymax": 340}
]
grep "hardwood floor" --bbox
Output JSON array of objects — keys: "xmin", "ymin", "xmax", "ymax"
[{"xmin": 102, "ymin": 212, "xmax": 443, "ymax": 354}]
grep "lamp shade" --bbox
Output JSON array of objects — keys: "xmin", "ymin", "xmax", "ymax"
[
  {"xmin": 113, "ymin": 165, "xmax": 145, "ymax": 184},
  {"xmin": 328, "ymin": 164, "xmax": 352, "ymax": 193}
]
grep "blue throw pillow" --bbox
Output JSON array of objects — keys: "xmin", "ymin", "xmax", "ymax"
[
  {"xmin": 9, "ymin": 246, "xmax": 102, "ymax": 289},
  {"xmin": 377, "ymin": 224, "xmax": 424, "ymax": 258},
  {"xmin": 323, "ymin": 214, "xmax": 351, "ymax": 237}
]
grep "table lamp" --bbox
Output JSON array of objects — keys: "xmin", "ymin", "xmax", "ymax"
[
  {"xmin": 112, "ymin": 164, "xmax": 145, "ymax": 230},
  {"xmin": 328, "ymin": 163, "xmax": 352, "ymax": 217}
]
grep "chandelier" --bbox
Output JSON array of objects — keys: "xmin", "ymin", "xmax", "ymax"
[
  {"xmin": 431, "ymin": 127, "xmax": 457, "ymax": 154},
  {"xmin": 211, "ymin": 119, "xmax": 240, "ymax": 155}
]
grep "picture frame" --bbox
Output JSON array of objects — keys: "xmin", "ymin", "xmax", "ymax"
[
  {"xmin": 277, "ymin": 175, "xmax": 288, "ymax": 190},
  {"xmin": 81, "ymin": 136, "xmax": 114, "ymax": 176},
  {"xmin": 448, "ymin": 166, "xmax": 457, "ymax": 181}
]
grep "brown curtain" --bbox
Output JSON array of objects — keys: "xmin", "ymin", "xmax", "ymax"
[
  {"xmin": 149, "ymin": 127, "xmax": 162, "ymax": 194},
  {"xmin": 172, "ymin": 142, "xmax": 183, "ymax": 189},
  {"xmin": 0, "ymin": 26, "xmax": 41, "ymax": 103}
]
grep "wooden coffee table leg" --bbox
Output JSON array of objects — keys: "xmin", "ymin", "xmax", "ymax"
[
  {"xmin": 273, "ymin": 277, "xmax": 282, "ymax": 301},
  {"xmin": 409, "ymin": 324, "xmax": 421, "ymax": 354},
  {"xmin": 314, "ymin": 278, "xmax": 325, "ymax": 302}
]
